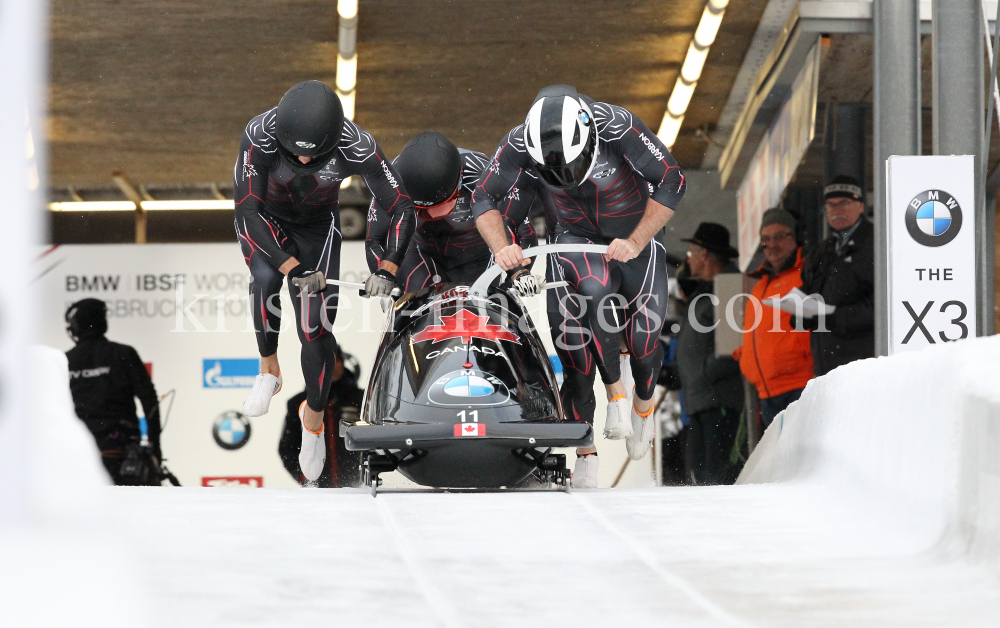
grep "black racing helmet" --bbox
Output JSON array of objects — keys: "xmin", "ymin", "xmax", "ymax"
[
  {"xmin": 523, "ymin": 84, "xmax": 598, "ymax": 189},
  {"xmin": 394, "ymin": 132, "xmax": 463, "ymax": 215},
  {"xmin": 275, "ymin": 81, "xmax": 344, "ymax": 160},
  {"xmin": 65, "ymin": 298, "xmax": 108, "ymax": 342}
]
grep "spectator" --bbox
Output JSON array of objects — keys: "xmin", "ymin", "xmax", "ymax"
[
  {"xmin": 676, "ymin": 223, "xmax": 744, "ymax": 485},
  {"xmin": 736, "ymin": 208, "xmax": 814, "ymax": 427},
  {"xmin": 800, "ymin": 175, "xmax": 874, "ymax": 375},
  {"xmin": 65, "ymin": 298, "xmax": 162, "ymax": 485},
  {"xmin": 279, "ymin": 348, "xmax": 364, "ymax": 487}
]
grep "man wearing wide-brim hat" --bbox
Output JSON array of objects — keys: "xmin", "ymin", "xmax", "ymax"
[{"xmin": 676, "ymin": 222, "xmax": 744, "ymax": 485}]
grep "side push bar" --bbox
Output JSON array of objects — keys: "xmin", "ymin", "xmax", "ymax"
[{"xmin": 325, "ymin": 278, "xmax": 401, "ymax": 299}]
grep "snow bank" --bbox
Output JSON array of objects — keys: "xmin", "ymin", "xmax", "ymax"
[
  {"xmin": 0, "ymin": 346, "xmax": 148, "ymax": 627},
  {"xmin": 739, "ymin": 335, "xmax": 1000, "ymax": 569}
]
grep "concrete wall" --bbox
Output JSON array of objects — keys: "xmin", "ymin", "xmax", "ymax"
[{"xmin": 663, "ymin": 169, "xmax": 738, "ymax": 262}]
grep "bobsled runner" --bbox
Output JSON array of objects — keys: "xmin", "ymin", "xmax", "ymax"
[{"xmin": 335, "ymin": 244, "xmax": 607, "ymax": 494}]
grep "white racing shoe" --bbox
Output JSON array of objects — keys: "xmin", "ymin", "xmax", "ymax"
[
  {"xmin": 603, "ymin": 395, "xmax": 633, "ymax": 440},
  {"xmin": 298, "ymin": 401, "xmax": 326, "ymax": 483},
  {"xmin": 242, "ymin": 372, "xmax": 282, "ymax": 417},
  {"xmin": 625, "ymin": 402, "xmax": 656, "ymax": 460},
  {"xmin": 572, "ymin": 453, "xmax": 599, "ymax": 488}
]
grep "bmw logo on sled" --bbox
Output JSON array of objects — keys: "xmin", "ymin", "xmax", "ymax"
[{"xmin": 337, "ymin": 244, "xmax": 607, "ymax": 493}]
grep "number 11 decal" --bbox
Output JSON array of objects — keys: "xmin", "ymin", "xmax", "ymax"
[{"xmin": 457, "ymin": 410, "xmax": 479, "ymax": 423}]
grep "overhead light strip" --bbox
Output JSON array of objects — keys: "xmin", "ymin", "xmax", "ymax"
[
  {"xmin": 337, "ymin": 0, "xmax": 358, "ymax": 121},
  {"xmin": 49, "ymin": 200, "xmax": 236, "ymax": 212},
  {"xmin": 657, "ymin": 0, "xmax": 729, "ymax": 149}
]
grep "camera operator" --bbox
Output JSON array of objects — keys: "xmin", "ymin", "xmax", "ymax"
[{"xmin": 65, "ymin": 298, "xmax": 162, "ymax": 485}]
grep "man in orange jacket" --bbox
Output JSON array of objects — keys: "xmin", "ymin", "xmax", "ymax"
[{"xmin": 735, "ymin": 208, "xmax": 814, "ymax": 427}]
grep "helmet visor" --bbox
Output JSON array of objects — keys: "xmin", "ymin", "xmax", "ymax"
[
  {"xmin": 414, "ymin": 183, "xmax": 461, "ymax": 221},
  {"xmin": 535, "ymin": 138, "xmax": 597, "ymax": 189}
]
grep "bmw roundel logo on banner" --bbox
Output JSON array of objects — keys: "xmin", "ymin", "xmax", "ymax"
[
  {"xmin": 905, "ymin": 189, "xmax": 962, "ymax": 247},
  {"xmin": 212, "ymin": 410, "xmax": 251, "ymax": 450}
]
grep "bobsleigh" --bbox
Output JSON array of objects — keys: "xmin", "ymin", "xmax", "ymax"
[{"xmin": 338, "ymin": 244, "xmax": 607, "ymax": 493}]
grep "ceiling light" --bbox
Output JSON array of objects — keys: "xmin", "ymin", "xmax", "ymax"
[
  {"xmin": 49, "ymin": 201, "xmax": 137, "ymax": 212},
  {"xmin": 680, "ymin": 46, "xmax": 709, "ymax": 84},
  {"xmin": 141, "ymin": 200, "xmax": 235, "ymax": 211},
  {"xmin": 657, "ymin": 113, "xmax": 684, "ymax": 148},
  {"xmin": 667, "ymin": 80, "xmax": 696, "ymax": 117},
  {"xmin": 338, "ymin": 0, "xmax": 357, "ymax": 20},
  {"xmin": 336, "ymin": 54, "xmax": 356, "ymax": 93},
  {"xmin": 339, "ymin": 91, "xmax": 355, "ymax": 122},
  {"xmin": 694, "ymin": 7, "xmax": 726, "ymax": 48},
  {"xmin": 656, "ymin": 0, "xmax": 729, "ymax": 148},
  {"xmin": 48, "ymin": 200, "xmax": 236, "ymax": 212}
]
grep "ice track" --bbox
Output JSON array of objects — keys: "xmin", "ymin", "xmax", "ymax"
[{"xmin": 111, "ymin": 483, "xmax": 1000, "ymax": 628}]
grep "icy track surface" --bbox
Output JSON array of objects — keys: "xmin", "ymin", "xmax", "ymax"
[{"xmin": 112, "ymin": 485, "xmax": 1000, "ymax": 628}]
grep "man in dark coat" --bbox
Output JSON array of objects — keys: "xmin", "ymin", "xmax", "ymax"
[
  {"xmin": 799, "ymin": 175, "xmax": 875, "ymax": 376},
  {"xmin": 676, "ymin": 223, "xmax": 744, "ymax": 485}
]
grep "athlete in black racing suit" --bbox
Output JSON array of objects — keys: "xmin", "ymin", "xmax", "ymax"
[
  {"xmin": 367, "ymin": 138, "xmax": 538, "ymax": 291},
  {"xmin": 234, "ymin": 81, "xmax": 415, "ymax": 482},
  {"xmin": 473, "ymin": 86, "xmax": 685, "ymax": 485}
]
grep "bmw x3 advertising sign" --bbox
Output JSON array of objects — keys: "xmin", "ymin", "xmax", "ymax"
[
  {"xmin": 887, "ymin": 155, "xmax": 977, "ymax": 354},
  {"xmin": 203, "ymin": 358, "xmax": 259, "ymax": 388}
]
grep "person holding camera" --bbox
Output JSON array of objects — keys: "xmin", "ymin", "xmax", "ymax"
[{"xmin": 65, "ymin": 298, "xmax": 162, "ymax": 485}]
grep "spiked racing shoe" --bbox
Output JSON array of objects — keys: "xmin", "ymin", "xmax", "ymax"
[
  {"xmin": 572, "ymin": 453, "xmax": 599, "ymax": 489},
  {"xmin": 625, "ymin": 399, "xmax": 656, "ymax": 460},
  {"xmin": 603, "ymin": 395, "xmax": 634, "ymax": 440},
  {"xmin": 298, "ymin": 401, "xmax": 326, "ymax": 483},
  {"xmin": 242, "ymin": 372, "xmax": 282, "ymax": 417}
]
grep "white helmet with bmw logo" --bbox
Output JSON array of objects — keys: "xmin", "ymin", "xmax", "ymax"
[{"xmin": 523, "ymin": 85, "xmax": 598, "ymax": 189}]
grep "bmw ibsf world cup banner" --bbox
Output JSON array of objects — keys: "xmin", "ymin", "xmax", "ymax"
[
  {"xmin": 887, "ymin": 155, "xmax": 977, "ymax": 354},
  {"xmin": 34, "ymin": 242, "xmax": 386, "ymax": 487}
]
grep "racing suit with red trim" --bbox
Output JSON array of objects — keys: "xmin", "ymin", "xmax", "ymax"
[
  {"xmin": 472, "ymin": 102, "xmax": 685, "ymax": 423},
  {"xmin": 234, "ymin": 108, "xmax": 415, "ymax": 411}
]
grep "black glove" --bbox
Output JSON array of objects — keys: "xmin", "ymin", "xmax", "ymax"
[
  {"xmin": 364, "ymin": 269, "xmax": 396, "ymax": 298},
  {"xmin": 288, "ymin": 265, "xmax": 326, "ymax": 294}
]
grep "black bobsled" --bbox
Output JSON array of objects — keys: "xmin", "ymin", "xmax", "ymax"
[{"xmin": 343, "ymin": 244, "xmax": 607, "ymax": 492}]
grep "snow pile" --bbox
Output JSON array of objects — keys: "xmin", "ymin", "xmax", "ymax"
[
  {"xmin": 739, "ymin": 335, "xmax": 1000, "ymax": 568},
  {"xmin": 0, "ymin": 346, "xmax": 148, "ymax": 628}
]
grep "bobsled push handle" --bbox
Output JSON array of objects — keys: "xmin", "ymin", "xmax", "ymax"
[
  {"xmin": 325, "ymin": 278, "xmax": 401, "ymax": 298},
  {"xmin": 469, "ymin": 243, "xmax": 610, "ymax": 298}
]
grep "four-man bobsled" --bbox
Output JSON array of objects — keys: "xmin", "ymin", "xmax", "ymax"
[{"xmin": 341, "ymin": 244, "xmax": 607, "ymax": 492}]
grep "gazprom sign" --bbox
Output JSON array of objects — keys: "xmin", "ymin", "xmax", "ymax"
[{"xmin": 202, "ymin": 358, "xmax": 259, "ymax": 388}]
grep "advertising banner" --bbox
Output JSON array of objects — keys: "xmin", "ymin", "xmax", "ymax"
[
  {"xmin": 886, "ymin": 155, "xmax": 977, "ymax": 354},
  {"xmin": 735, "ymin": 41, "xmax": 820, "ymax": 271},
  {"xmin": 35, "ymin": 242, "xmax": 386, "ymax": 487}
]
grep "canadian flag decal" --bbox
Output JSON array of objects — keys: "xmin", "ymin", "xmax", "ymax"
[
  {"xmin": 454, "ymin": 423, "xmax": 486, "ymax": 437},
  {"xmin": 412, "ymin": 309, "xmax": 520, "ymax": 345}
]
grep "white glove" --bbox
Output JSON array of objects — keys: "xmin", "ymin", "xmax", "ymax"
[{"xmin": 508, "ymin": 269, "xmax": 544, "ymax": 297}]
